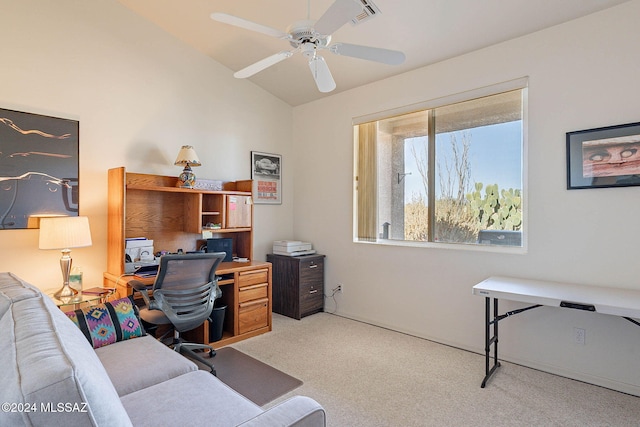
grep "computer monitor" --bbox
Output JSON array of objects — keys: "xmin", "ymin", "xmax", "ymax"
[{"xmin": 206, "ymin": 238, "xmax": 233, "ymax": 262}]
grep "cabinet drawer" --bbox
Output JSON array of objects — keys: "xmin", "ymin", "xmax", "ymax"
[
  {"xmin": 300, "ymin": 259, "xmax": 324, "ymax": 283},
  {"xmin": 238, "ymin": 269, "xmax": 269, "ymax": 287},
  {"xmin": 300, "ymin": 283, "xmax": 323, "ymax": 316},
  {"xmin": 238, "ymin": 282, "xmax": 268, "ymax": 304},
  {"xmin": 238, "ymin": 298, "xmax": 269, "ymax": 334},
  {"xmin": 300, "ymin": 282, "xmax": 323, "ymax": 297}
]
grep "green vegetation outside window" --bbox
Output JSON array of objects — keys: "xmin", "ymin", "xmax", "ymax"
[{"xmin": 354, "ymin": 83, "xmax": 526, "ymax": 248}]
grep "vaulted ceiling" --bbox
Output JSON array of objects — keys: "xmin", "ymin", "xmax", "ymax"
[{"xmin": 117, "ymin": 0, "xmax": 630, "ymax": 106}]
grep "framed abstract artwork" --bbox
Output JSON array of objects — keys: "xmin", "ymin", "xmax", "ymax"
[
  {"xmin": 251, "ymin": 151, "xmax": 281, "ymax": 204},
  {"xmin": 0, "ymin": 108, "xmax": 79, "ymax": 229},
  {"xmin": 567, "ymin": 121, "xmax": 640, "ymax": 190}
]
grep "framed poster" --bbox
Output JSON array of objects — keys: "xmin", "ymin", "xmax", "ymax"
[
  {"xmin": 0, "ymin": 108, "xmax": 79, "ymax": 229},
  {"xmin": 251, "ymin": 151, "xmax": 281, "ymax": 204},
  {"xmin": 567, "ymin": 121, "xmax": 640, "ymax": 189}
]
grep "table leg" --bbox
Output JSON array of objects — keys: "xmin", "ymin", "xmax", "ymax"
[{"xmin": 481, "ymin": 297, "xmax": 500, "ymax": 388}]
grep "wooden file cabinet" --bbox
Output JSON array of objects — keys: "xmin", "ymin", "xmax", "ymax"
[{"xmin": 267, "ymin": 253, "xmax": 325, "ymax": 320}]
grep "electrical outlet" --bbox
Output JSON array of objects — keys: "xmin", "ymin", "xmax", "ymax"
[{"xmin": 573, "ymin": 327, "xmax": 586, "ymax": 345}]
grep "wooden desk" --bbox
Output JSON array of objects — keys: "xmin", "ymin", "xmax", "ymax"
[
  {"xmin": 104, "ymin": 168, "xmax": 270, "ymax": 347},
  {"xmin": 472, "ymin": 276, "xmax": 640, "ymax": 387}
]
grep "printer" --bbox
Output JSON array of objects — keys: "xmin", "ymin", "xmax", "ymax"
[{"xmin": 272, "ymin": 240, "xmax": 316, "ymax": 256}]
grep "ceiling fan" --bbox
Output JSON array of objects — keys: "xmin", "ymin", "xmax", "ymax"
[{"xmin": 211, "ymin": 0, "xmax": 406, "ymax": 93}]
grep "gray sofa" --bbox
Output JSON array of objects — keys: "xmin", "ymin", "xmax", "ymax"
[{"xmin": 0, "ymin": 272, "xmax": 326, "ymax": 426}]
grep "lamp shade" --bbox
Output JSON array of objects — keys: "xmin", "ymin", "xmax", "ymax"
[
  {"xmin": 174, "ymin": 145, "xmax": 201, "ymax": 167},
  {"xmin": 39, "ymin": 216, "xmax": 92, "ymax": 250}
]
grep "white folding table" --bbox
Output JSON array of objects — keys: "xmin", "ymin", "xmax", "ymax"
[{"xmin": 472, "ymin": 276, "xmax": 640, "ymax": 387}]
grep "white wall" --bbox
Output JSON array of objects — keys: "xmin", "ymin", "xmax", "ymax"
[
  {"xmin": 292, "ymin": 0, "xmax": 640, "ymax": 395},
  {"xmin": 0, "ymin": 0, "xmax": 294, "ymax": 288}
]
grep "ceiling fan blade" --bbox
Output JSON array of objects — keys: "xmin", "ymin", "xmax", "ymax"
[
  {"xmin": 314, "ymin": 0, "xmax": 362, "ymax": 36},
  {"xmin": 330, "ymin": 43, "xmax": 406, "ymax": 65},
  {"xmin": 234, "ymin": 51, "xmax": 294, "ymax": 78},
  {"xmin": 308, "ymin": 55, "xmax": 336, "ymax": 93},
  {"xmin": 211, "ymin": 13, "xmax": 289, "ymax": 39}
]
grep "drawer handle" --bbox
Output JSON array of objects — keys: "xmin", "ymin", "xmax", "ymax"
[
  {"xmin": 239, "ymin": 297, "xmax": 269, "ymax": 308},
  {"xmin": 309, "ymin": 264, "xmax": 318, "ymax": 269},
  {"xmin": 240, "ymin": 283, "xmax": 267, "ymax": 291},
  {"xmin": 309, "ymin": 289, "xmax": 318, "ymax": 294}
]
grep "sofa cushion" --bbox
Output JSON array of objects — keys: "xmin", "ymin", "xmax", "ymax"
[
  {"xmin": 65, "ymin": 296, "xmax": 145, "ymax": 349},
  {"xmin": 0, "ymin": 273, "xmax": 132, "ymax": 427},
  {"xmin": 96, "ymin": 335, "xmax": 198, "ymax": 396},
  {"xmin": 0, "ymin": 272, "xmax": 41, "ymax": 318},
  {"xmin": 121, "ymin": 370, "xmax": 263, "ymax": 427}
]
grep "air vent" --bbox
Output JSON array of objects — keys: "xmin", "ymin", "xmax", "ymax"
[{"xmin": 350, "ymin": 0, "xmax": 381, "ymax": 25}]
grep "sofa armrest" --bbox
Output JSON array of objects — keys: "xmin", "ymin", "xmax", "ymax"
[{"xmin": 237, "ymin": 396, "xmax": 326, "ymax": 427}]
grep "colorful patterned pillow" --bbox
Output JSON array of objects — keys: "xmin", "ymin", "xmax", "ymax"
[{"xmin": 66, "ymin": 297, "xmax": 145, "ymax": 349}]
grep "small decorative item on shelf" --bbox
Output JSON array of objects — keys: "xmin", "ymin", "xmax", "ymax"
[
  {"xmin": 174, "ymin": 145, "xmax": 201, "ymax": 188},
  {"xmin": 193, "ymin": 179, "xmax": 223, "ymax": 191}
]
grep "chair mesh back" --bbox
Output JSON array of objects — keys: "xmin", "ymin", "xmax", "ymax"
[{"xmin": 152, "ymin": 253, "xmax": 225, "ymax": 332}]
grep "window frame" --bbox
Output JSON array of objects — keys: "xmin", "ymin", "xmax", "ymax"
[{"xmin": 353, "ymin": 78, "xmax": 529, "ymax": 253}]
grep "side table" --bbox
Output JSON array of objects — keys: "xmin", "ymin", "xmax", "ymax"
[{"xmin": 47, "ymin": 287, "xmax": 115, "ymax": 310}]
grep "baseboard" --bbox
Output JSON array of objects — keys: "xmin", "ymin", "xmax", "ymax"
[{"xmin": 496, "ymin": 353, "xmax": 640, "ymax": 397}]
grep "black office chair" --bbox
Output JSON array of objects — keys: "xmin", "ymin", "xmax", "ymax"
[{"xmin": 131, "ymin": 252, "xmax": 226, "ymax": 375}]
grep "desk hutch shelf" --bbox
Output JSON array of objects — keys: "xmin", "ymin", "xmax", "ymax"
[{"xmin": 103, "ymin": 167, "xmax": 272, "ymax": 347}]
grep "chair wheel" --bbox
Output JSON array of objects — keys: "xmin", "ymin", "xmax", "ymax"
[{"xmin": 209, "ymin": 349, "xmax": 216, "ymax": 358}]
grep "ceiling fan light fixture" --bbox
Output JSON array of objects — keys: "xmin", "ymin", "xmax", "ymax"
[{"xmin": 301, "ymin": 42, "xmax": 317, "ymax": 58}]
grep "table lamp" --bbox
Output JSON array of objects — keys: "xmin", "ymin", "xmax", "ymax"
[
  {"xmin": 175, "ymin": 145, "xmax": 201, "ymax": 188},
  {"xmin": 39, "ymin": 216, "xmax": 92, "ymax": 299}
]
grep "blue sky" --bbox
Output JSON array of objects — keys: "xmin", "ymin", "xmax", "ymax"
[{"xmin": 404, "ymin": 121, "xmax": 522, "ymax": 202}]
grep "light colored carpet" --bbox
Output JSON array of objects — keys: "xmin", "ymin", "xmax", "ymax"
[{"xmin": 229, "ymin": 312, "xmax": 640, "ymax": 426}]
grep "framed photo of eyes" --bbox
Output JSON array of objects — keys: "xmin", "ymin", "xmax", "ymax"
[{"xmin": 567, "ymin": 121, "xmax": 640, "ymax": 189}]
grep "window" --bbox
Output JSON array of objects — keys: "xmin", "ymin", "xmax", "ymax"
[{"xmin": 354, "ymin": 82, "xmax": 526, "ymax": 248}]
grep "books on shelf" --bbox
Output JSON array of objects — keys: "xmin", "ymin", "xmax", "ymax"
[{"xmin": 83, "ymin": 287, "xmax": 115, "ymax": 295}]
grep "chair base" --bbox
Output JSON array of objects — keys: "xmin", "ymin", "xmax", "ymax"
[{"xmin": 171, "ymin": 337, "xmax": 217, "ymax": 376}]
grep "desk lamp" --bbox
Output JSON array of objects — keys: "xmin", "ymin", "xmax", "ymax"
[
  {"xmin": 39, "ymin": 216, "xmax": 92, "ymax": 299},
  {"xmin": 175, "ymin": 145, "xmax": 201, "ymax": 188}
]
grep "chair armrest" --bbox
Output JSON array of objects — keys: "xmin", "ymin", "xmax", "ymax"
[
  {"xmin": 237, "ymin": 396, "xmax": 326, "ymax": 427},
  {"xmin": 130, "ymin": 280, "xmax": 152, "ymax": 306}
]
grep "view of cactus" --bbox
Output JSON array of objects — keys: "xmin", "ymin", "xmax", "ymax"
[
  {"xmin": 466, "ymin": 183, "xmax": 522, "ymax": 231},
  {"xmin": 402, "ymin": 128, "xmax": 522, "ymax": 243},
  {"xmin": 405, "ymin": 183, "xmax": 522, "ymax": 243}
]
